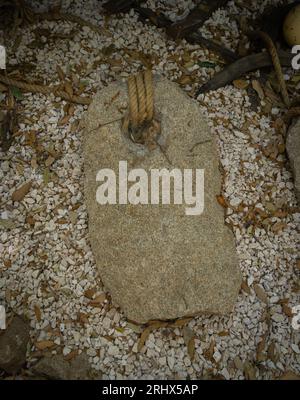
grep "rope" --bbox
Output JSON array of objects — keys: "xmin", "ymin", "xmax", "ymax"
[
  {"xmin": 127, "ymin": 75, "xmax": 139, "ymax": 129},
  {"xmin": 0, "ymin": 75, "xmax": 92, "ymax": 105},
  {"xmin": 144, "ymin": 69, "xmax": 154, "ymax": 122},
  {"xmin": 248, "ymin": 31, "xmax": 290, "ymax": 108},
  {"xmin": 123, "ymin": 70, "xmax": 160, "ymax": 146}
]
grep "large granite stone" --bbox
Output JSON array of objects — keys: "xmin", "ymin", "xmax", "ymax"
[
  {"xmin": 286, "ymin": 118, "xmax": 300, "ymax": 204},
  {"xmin": 0, "ymin": 316, "xmax": 30, "ymax": 373},
  {"xmin": 83, "ymin": 76, "xmax": 241, "ymax": 324}
]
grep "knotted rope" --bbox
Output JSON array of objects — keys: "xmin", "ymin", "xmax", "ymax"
[
  {"xmin": 248, "ymin": 31, "xmax": 290, "ymax": 108},
  {"xmin": 123, "ymin": 70, "xmax": 160, "ymax": 147}
]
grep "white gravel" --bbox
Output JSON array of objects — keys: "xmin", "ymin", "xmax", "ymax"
[{"xmin": 0, "ymin": 0, "xmax": 299, "ymax": 380}]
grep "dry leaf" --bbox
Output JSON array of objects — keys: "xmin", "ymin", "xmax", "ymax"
[
  {"xmin": 89, "ymin": 293, "xmax": 106, "ymax": 306},
  {"xmin": 147, "ymin": 321, "xmax": 168, "ymax": 329},
  {"xmin": 31, "ymin": 158, "xmax": 38, "ymax": 169},
  {"xmin": 45, "ymin": 156, "xmax": 55, "ymax": 167},
  {"xmin": 12, "ymin": 180, "xmax": 32, "ymax": 202},
  {"xmin": 244, "ymin": 361, "xmax": 256, "ymax": 380},
  {"xmin": 187, "ymin": 336, "xmax": 195, "ymax": 361},
  {"xmin": 137, "ymin": 321, "xmax": 168, "ymax": 351},
  {"xmin": 3, "ymin": 259, "xmax": 11, "ymax": 268},
  {"xmin": 233, "ymin": 79, "xmax": 249, "ymax": 90},
  {"xmin": 241, "ymin": 280, "xmax": 251, "ymax": 295},
  {"xmin": 35, "ymin": 340, "xmax": 55, "ymax": 350},
  {"xmin": 64, "ymin": 81, "xmax": 73, "ymax": 97},
  {"xmin": 84, "ymin": 288, "xmax": 96, "ymax": 299},
  {"xmin": 34, "ymin": 304, "xmax": 41, "ymax": 322},
  {"xmin": 256, "ymin": 332, "xmax": 267, "ymax": 362},
  {"xmin": 138, "ymin": 326, "xmax": 152, "ymax": 352},
  {"xmin": 253, "ymin": 284, "xmax": 268, "ymax": 304},
  {"xmin": 216, "ymin": 194, "xmax": 227, "ymax": 208},
  {"xmin": 172, "ymin": 317, "xmax": 193, "ymax": 327},
  {"xmin": 281, "ymin": 303, "xmax": 293, "ymax": 317},
  {"xmin": 26, "ymin": 215, "xmax": 35, "ymax": 226},
  {"xmin": 278, "ymin": 371, "xmax": 300, "ymax": 380},
  {"xmin": 178, "ymin": 75, "xmax": 192, "ymax": 86},
  {"xmin": 204, "ymin": 339, "xmax": 215, "ymax": 361},
  {"xmin": 272, "ymin": 222, "xmax": 287, "ymax": 234},
  {"xmin": 252, "ymin": 80, "xmax": 264, "ymax": 100},
  {"xmin": 218, "ymin": 331, "xmax": 229, "ymax": 336},
  {"xmin": 77, "ymin": 312, "xmax": 89, "ymax": 326},
  {"xmin": 233, "ymin": 356, "xmax": 244, "ymax": 370},
  {"xmin": 56, "ymin": 65, "xmax": 65, "ymax": 81},
  {"xmin": 57, "ymin": 218, "xmax": 68, "ymax": 224},
  {"xmin": 267, "ymin": 342, "xmax": 278, "ymax": 363},
  {"xmin": 64, "ymin": 349, "xmax": 79, "ymax": 361}
]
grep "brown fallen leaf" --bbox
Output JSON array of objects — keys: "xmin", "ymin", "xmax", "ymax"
[
  {"xmin": 241, "ymin": 280, "xmax": 251, "ymax": 295},
  {"xmin": 218, "ymin": 331, "xmax": 229, "ymax": 336},
  {"xmin": 252, "ymin": 79, "xmax": 264, "ymax": 100},
  {"xmin": 3, "ymin": 259, "xmax": 11, "ymax": 268},
  {"xmin": 11, "ymin": 180, "xmax": 32, "ymax": 202},
  {"xmin": 267, "ymin": 342, "xmax": 278, "ymax": 363},
  {"xmin": 57, "ymin": 218, "xmax": 68, "ymax": 224},
  {"xmin": 26, "ymin": 215, "xmax": 35, "ymax": 226},
  {"xmin": 56, "ymin": 65, "xmax": 65, "ymax": 81},
  {"xmin": 177, "ymin": 75, "xmax": 192, "ymax": 86},
  {"xmin": 35, "ymin": 340, "xmax": 55, "ymax": 350},
  {"xmin": 204, "ymin": 339, "xmax": 215, "ymax": 362},
  {"xmin": 137, "ymin": 321, "xmax": 168, "ymax": 351},
  {"xmin": 253, "ymin": 284, "xmax": 268, "ymax": 304},
  {"xmin": 45, "ymin": 155, "xmax": 55, "ymax": 167},
  {"xmin": 89, "ymin": 293, "xmax": 106, "ymax": 306},
  {"xmin": 281, "ymin": 303, "xmax": 293, "ymax": 317},
  {"xmin": 64, "ymin": 349, "xmax": 79, "ymax": 361},
  {"xmin": 272, "ymin": 222, "xmax": 287, "ymax": 234},
  {"xmin": 233, "ymin": 356, "xmax": 244, "ymax": 370},
  {"xmin": 34, "ymin": 304, "xmax": 41, "ymax": 322},
  {"xmin": 77, "ymin": 312, "xmax": 89, "ymax": 326},
  {"xmin": 277, "ymin": 371, "xmax": 300, "ymax": 380},
  {"xmin": 256, "ymin": 332, "xmax": 267, "ymax": 362},
  {"xmin": 137, "ymin": 326, "xmax": 152, "ymax": 352},
  {"xmin": 172, "ymin": 317, "xmax": 193, "ymax": 327},
  {"xmin": 216, "ymin": 194, "xmax": 227, "ymax": 208},
  {"xmin": 58, "ymin": 114, "xmax": 72, "ymax": 126},
  {"xmin": 273, "ymin": 209, "xmax": 288, "ymax": 218},
  {"xmin": 244, "ymin": 361, "xmax": 257, "ymax": 380},
  {"xmin": 233, "ymin": 79, "xmax": 249, "ymax": 90},
  {"xmin": 187, "ymin": 336, "xmax": 195, "ymax": 361},
  {"xmin": 183, "ymin": 326, "xmax": 194, "ymax": 346},
  {"xmin": 84, "ymin": 288, "xmax": 96, "ymax": 299},
  {"xmin": 64, "ymin": 81, "xmax": 73, "ymax": 97}
]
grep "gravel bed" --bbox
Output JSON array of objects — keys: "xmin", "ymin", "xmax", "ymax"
[{"xmin": 0, "ymin": 0, "xmax": 299, "ymax": 379}]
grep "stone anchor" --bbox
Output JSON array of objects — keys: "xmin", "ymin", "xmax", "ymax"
[{"xmin": 83, "ymin": 71, "xmax": 241, "ymax": 324}]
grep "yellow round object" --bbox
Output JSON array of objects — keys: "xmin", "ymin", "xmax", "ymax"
[{"xmin": 283, "ymin": 4, "xmax": 300, "ymax": 46}]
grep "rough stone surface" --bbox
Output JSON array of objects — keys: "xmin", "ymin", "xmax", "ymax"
[
  {"xmin": 0, "ymin": 316, "xmax": 30, "ymax": 373},
  {"xmin": 83, "ymin": 77, "xmax": 242, "ymax": 324},
  {"xmin": 286, "ymin": 118, "xmax": 300, "ymax": 204},
  {"xmin": 32, "ymin": 353, "xmax": 98, "ymax": 380}
]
